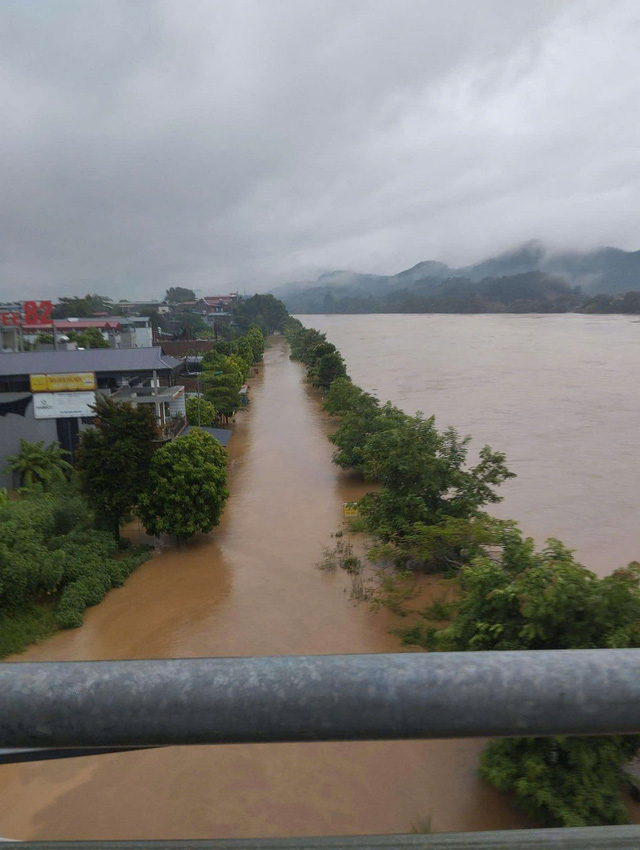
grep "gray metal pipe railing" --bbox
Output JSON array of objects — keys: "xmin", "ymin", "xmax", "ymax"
[{"xmin": 2, "ymin": 650, "xmax": 640, "ymax": 751}]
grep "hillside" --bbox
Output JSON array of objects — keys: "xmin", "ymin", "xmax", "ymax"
[{"xmin": 271, "ymin": 242, "xmax": 640, "ymax": 313}]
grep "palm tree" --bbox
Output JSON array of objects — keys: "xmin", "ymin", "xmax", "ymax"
[
  {"xmin": 4, "ymin": 439, "xmax": 72, "ymax": 489},
  {"xmin": 43, "ymin": 441, "xmax": 74, "ymax": 484}
]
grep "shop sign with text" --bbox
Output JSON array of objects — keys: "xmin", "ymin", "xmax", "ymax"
[
  {"xmin": 30, "ymin": 372, "xmax": 96, "ymax": 392},
  {"xmin": 0, "ymin": 301, "xmax": 53, "ymax": 327},
  {"xmin": 33, "ymin": 392, "xmax": 96, "ymax": 419}
]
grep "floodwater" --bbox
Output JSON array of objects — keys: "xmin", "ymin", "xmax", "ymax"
[
  {"xmin": 311, "ymin": 313, "xmax": 640, "ymax": 576},
  {"xmin": 0, "ymin": 334, "xmax": 527, "ymax": 840}
]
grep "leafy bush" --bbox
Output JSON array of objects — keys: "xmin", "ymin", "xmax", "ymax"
[
  {"xmin": 403, "ymin": 527, "xmax": 640, "ymax": 826},
  {"xmin": 0, "ymin": 487, "xmax": 152, "ymax": 634}
]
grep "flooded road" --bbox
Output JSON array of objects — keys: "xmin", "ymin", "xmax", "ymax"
[
  {"xmin": 311, "ymin": 313, "xmax": 640, "ymax": 576},
  {"xmin": 0, "ymin": 335, "xmax": 526, "ymax": 839}
]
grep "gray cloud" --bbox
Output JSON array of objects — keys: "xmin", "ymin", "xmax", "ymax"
[{"xmin": 1, "ymin": 0, "xmax": 639, "ymax": 300}]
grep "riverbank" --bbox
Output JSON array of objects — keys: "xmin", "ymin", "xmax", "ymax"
[
  {"xmin": 285, "ymin": 314, "xmax": 640, "ymax": 828},
  {"xmin": 307, "ymin": 313, "xmax": 640, "ymax": 576}
]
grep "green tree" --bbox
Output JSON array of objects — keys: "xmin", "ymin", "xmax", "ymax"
[
  {"xmin": 234, "ymin": 337, "xmax": 255, "ymax": 370},
  {"xmin": 329, "ymin": 400, "xmax": 404, "ymax": 472},
  {"xmin": 4, "ymin": 440, "xmax": 72, "ymax": 490},
  {"xmin": 227, "ymin": 352, "xmax": 250, "ymax": 382},
  {"xmin": 288, "ymin": 327, "xmax": 327, "ymax": 364},
  {"xmin": 75, "ymin": 396, "xmax": 160, "ymax": 540},
  {"xmin": 203, "ymin": 340, "xmax": 233, "ymax": 361},
  {"xmin": 281, "ymin": 316, "xmax": 304, "ymax": 340},
  {"xmin": 175, "ymin": 312, "xmax": 207, "ymax": 337},
  {"xmin": 324, "ymin": 377, "xmax": 371, "ymax": 416},
  {"xmin": 165, "ymin": 287, "xmax": 196, "ymax": 304},
  {"xmin": 311, "ymin": 350, "xmax": 348, "ymax": 388},
  {"xmin": 67, "ymin": 327, "xmax": 110, "ymax": 348},
  {"xmin": 359, "ymin": 415, "xmax": 514, "ymax": 546},
  {"xmin": 52, "ymin": 294, "xmax": 114, "ymax": 318},
  {"xmin": 234, "ymin": 294, "xmax": 288, "ymax": 334},
  {"xmin": 409, "ymin": 526, "xmax": 640, "ymax": 827},
  {"xmin": 185, "ymin": 396, "xmax": 216, "ymax": 426},
  {"xmin": 202, "ymin": 355, "xmax": 244, "ymax": 418},
  {"xmin": 246, "ymin": 324, "xmax": 265, "ymax": 361},
  {"xmin": 139, "ymin": 429, "xmax": 229, "ymax": 540}
]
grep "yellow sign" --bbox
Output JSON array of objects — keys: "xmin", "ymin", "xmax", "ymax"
[
  {"xmin": 343, "ymin": 502, "xmax": 360, "ymax": 517},
  {"xmin": 30, "ymin": 372, "xmax": 96, "ymax": 392}
]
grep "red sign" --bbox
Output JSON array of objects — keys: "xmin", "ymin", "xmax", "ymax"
[{"xmin": 0, "ymin": 301, "xmax": 53, "ymax": 327}]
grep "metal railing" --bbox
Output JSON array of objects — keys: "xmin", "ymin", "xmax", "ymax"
[{"xmin": 2, "ymin": 650, "xmax": 640, "ymax": 848}]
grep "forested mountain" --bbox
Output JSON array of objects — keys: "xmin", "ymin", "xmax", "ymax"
[{"xmin": 271, "ymin": 241, "xmax": 640, "ymax": 314}]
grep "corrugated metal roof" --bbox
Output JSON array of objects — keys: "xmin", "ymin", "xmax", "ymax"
[
  {"xmin": 0, "ymin": 348, "xmax": 182, "ymax": 377},
  {"xmin": 180, "ymin": 425, "xmax": 232, "ymax": 446},
  {"xmin": 24, "ymin": 320, "xmax": 122, "ymax": 331}
]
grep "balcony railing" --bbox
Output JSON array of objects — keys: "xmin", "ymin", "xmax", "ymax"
[{"xmin": 2, "ymin": 650, "xmax": 640, "ymax": 848}]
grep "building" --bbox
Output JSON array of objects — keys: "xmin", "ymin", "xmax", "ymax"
[
  {"xmin": 117, "ymin": 300, "xmax": 170, "ymax": 316},
  {"xmin": 201, "ymin": 294, "xmax": 238, "ymax": 316},
  {"xmin": 0, "ymin": 348, "xmax": 185, "ymax": 489},
  {"xmin": 16, "ymin": 317, "xmax": 154, "ymax": 350}
]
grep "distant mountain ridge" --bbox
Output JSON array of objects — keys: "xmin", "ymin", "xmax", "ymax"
[{"xmin": 270, "ymin": 241, "xmax": 640, "ymax": 313}]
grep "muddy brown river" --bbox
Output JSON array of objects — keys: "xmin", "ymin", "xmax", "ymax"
[
  {"xmin": 2, "ymin": 317, "xmax": 639, "ymax": 838},
  {"xmin": 312, "ymin": 313, "xmax": 640, "ymax": 576}
]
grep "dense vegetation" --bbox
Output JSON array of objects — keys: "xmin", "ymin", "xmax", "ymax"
[
  {"xmin": 416, "ymin": 528, "xmax": 640, "ymax": 827},
  {"xmin": 282, "ymin": 318, "xmax": 348, "ymax": 389},
  {"xmin": 0, "ymin": 484, "xmax": 151, "ymax": 654},
  {"xmin": 199, "ymin": 323, "xmax": 265, "ymax": 419},
  {"xmin": 283, "ymin": 317, "xmax": 640, "ymax": 828}
]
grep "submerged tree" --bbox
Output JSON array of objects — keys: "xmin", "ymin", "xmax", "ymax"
[
  {"xmin": 185, "ymin": 396, "xmax": 216, "ymax": 427},
  {"xmin": 139, "ymin": 429, "xmax": 229, "ymax": 540},
  {"xmin": 404, "ymin": 525, "xmax": 640, "ymax": 827},
  {"xmin": 359, "ymin": 415, "xmax": 514, "ymax": 547},
  {"xmin": 246, "ymin": 324, "xmax": 265, "ymax": 361},
  {"xmin": 202, "ymin": 355, "xmax": 245, "ymax": 419},
  {"xmin": 75, "ymin": 396, "xmax": 159, "ymax": 540}
]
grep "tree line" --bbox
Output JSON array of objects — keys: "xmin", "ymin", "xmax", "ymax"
[
  {"xmin": 284, "ymin": 271, "xmax": 640, "ymax": 316},
  {"xmin": 282, "ymin": 317, "xmax": 640, "ymax": 829}
]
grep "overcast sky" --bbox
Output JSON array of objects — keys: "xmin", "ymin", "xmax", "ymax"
[{"xmin": 2, "ymin": 0, "xmax": 640, "ymax": 300}]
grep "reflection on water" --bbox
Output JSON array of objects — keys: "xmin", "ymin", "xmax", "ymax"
[{"xmin": 9, "ymin": 319, "xmax": 629, "ymax": 839}]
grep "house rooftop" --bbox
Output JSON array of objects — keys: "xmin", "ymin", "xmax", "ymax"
[
  {"xmin": 0, "ymin": 348, "xmax": 182, "ymax": 377},
  {"xmin": 180, "ymin": 425, "xmax": 232, "ymax": 446}
]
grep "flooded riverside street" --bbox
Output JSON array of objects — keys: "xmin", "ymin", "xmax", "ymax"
[
  {"xmin": 0, "ymin": 334, "xmax": 527, "ymax": 840},
  {"xmin": 311, "ymin": 313, "xmax": 640, "ymax": 577}
]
